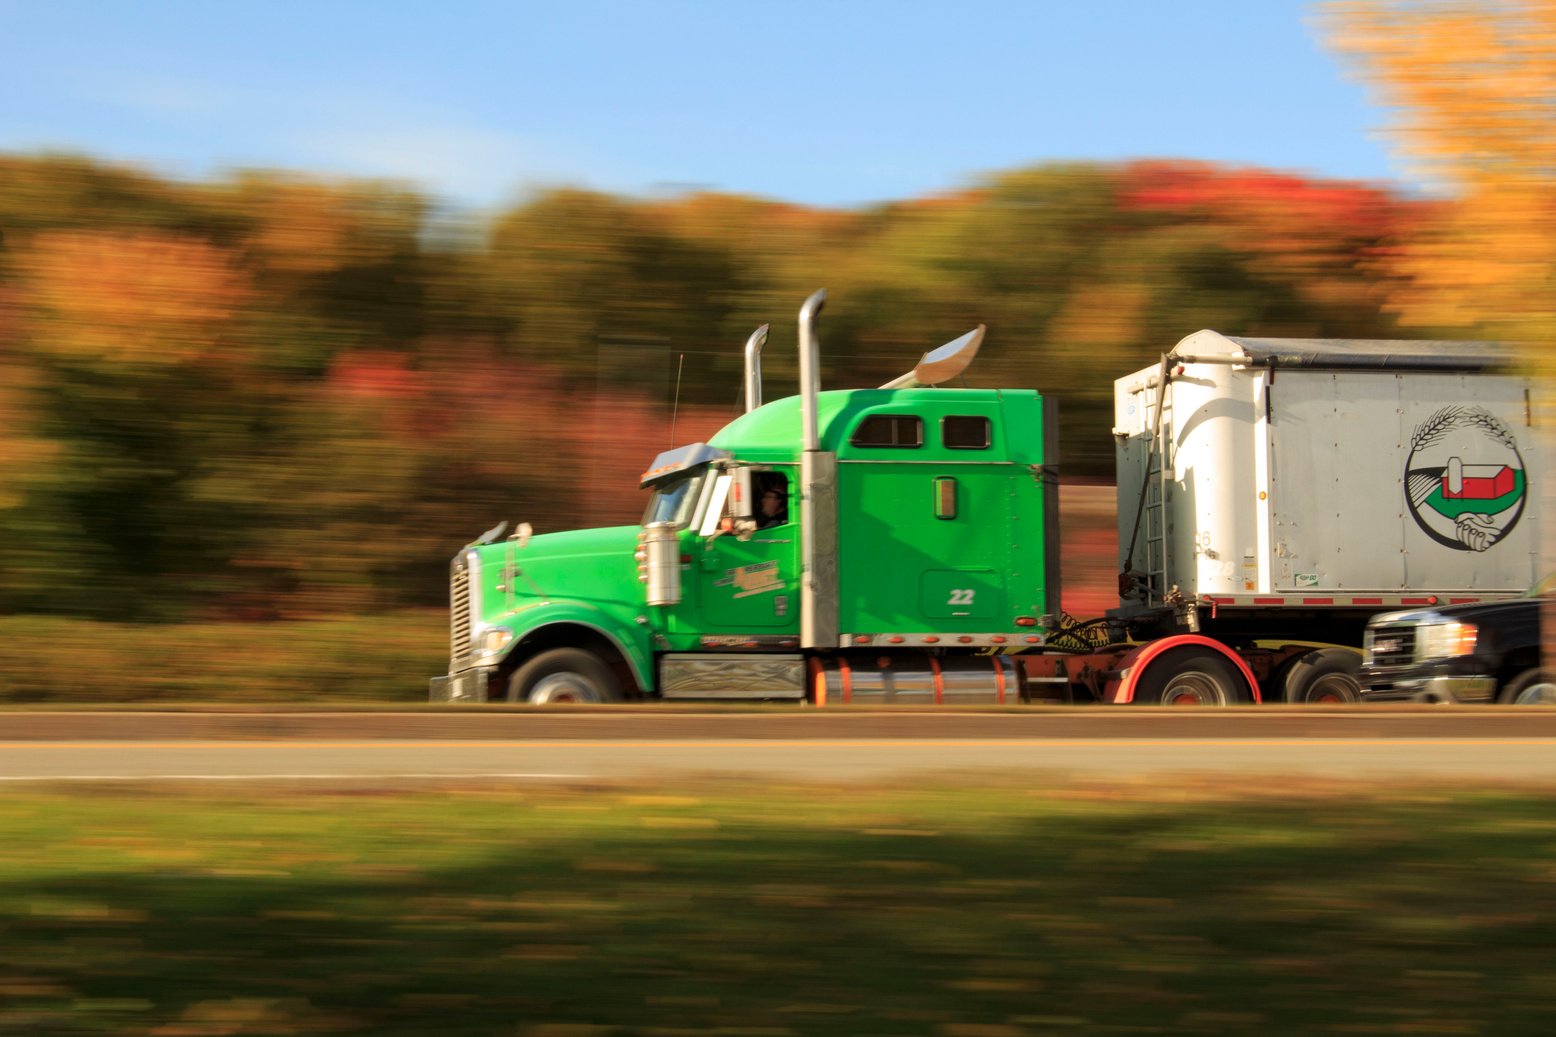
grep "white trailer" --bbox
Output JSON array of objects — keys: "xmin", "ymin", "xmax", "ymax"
[{"xmin": 1053, "ymin": 331, "xmax": 1539, "ymax": 704}]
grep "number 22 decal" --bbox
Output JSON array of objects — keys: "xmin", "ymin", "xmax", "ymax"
[{"xmin": 947, "ymin": 589, "xmax": 975, "ymax": 606}]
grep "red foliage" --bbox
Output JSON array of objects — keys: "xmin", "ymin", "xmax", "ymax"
[
  {"xmin": 1118, "ymin": 160, "xmax": 1404, "ymax": 240},
  {"xmin": 329, "ymin": 351, "xmax": 419, "ymax": 398}
]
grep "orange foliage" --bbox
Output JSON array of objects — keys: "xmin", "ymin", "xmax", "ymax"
[
  {"xmin": 1323, "ymin": 1, "xmax": 1556, "ymax": 189},
  {"xmin": 1322, "ymin": 1, "xmax": 1556, "ymax": 346},
  {"xmin": 1047, "ymin": 283, "xmax": 1154, "ymax": 347},
  {"xmin": 17, "ymin": 231, "xmax": 251, "ymax": 367},
  {"xmin": 223, "ymin": 175, "xmax": 413, "ymax": 276}
]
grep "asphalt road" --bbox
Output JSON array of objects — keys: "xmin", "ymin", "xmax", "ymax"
[{"xmin": 4, "ymin": 708, "xmax": 1556, "ymax": 784}]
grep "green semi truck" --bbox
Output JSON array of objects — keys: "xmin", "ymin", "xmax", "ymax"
[{"xmin": 431, "ymin": 290, "xmax": 1537, "ymax": 706}]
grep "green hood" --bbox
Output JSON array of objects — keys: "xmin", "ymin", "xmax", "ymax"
[{"xmin": 478, "ymin": 525, "xmax": 642, "ymax": 617}]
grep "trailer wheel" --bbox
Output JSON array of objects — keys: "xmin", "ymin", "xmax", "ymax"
[
  {"xmin": 1498, "ymin": 668, "xmax": 1556, "ymax": 705},
  {"xmin": 1133, "ymin": 648, "xmax": 1246, "ymax": 706},
  {"xmin": 507, "ymin": 648, "xmax": 622, "ymax": 704},
  {"xmin": 1278, "ymin": 649, "xmax": 1361, "ymax": 704}
]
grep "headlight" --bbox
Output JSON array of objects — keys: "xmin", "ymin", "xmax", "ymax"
[
  {"xmin": 1416, "ymin": 620, "xmax": 1478, "ymax": 660},
  {"xmin": 478, "ymin": 627, "xmax": 513, "ymax": 654}
]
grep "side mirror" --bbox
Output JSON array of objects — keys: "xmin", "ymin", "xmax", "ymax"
[{"xmin": 729, "ymin": 468, "xmax": 756, "ymax": 522}]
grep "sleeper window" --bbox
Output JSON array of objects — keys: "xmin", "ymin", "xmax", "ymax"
[
  {"xmin": 851, "ymin": 414, "xmax": 923, "ymax": 448},
  {"xmin": 943, "ymin": 415, "xmax": 992, "ymax": 449}
]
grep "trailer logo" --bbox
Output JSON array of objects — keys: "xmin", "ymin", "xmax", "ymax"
[{"xmin": 1405, "ymin": 406, "xmax": 1526, "ymax": 552}]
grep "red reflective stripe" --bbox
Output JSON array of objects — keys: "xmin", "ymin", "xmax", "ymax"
[
  {"xmin": 1302, "ymin": 597, "xmax": 1334, "ymax": 605},
  {"xmin": 1253, "ymin": 597, "xmax": 1284, "ymax": 605},
  {"xmin": 1401, "ymin": 597, "xmax": 1432, "ymax": 605},
  {"xmin": 1449, "ymin": 597, "xmax": 1480, "ymax": 604},
  {"xmin": 1352, "ymin": 597, "xmax": 1384, "ymax": 605}
]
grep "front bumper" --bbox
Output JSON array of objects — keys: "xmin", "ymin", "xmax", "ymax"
[
  {"xmin": 1359, "ymin": 665, "xmax": 1497, "ymax": 704},
  {"xmin": 429, "ymin": 665, "xmax": 497, "ymax": 703}
]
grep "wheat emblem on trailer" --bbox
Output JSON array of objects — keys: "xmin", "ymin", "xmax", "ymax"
[{"xmin": 1405, "ymin": 406, "xmax": 1527, "ymax": 552}]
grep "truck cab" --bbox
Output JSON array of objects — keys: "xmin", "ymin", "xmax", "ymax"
[{"xmin": 431, "ymin": 293, "xmax": 1060, "ymax": 704}]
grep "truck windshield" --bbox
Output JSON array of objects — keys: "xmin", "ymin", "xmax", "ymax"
[{"xmin": 642, "ymin": 470, "xmax": 705, "ymax": 529}]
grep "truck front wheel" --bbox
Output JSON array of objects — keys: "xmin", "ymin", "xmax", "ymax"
[
  {"xmin": 1132, "ymin": 648, "xmax": 1248, "ymax": 706},
  {"xmin": 507, "ymin": 648, "xmax": 623, "ymax": 704}
]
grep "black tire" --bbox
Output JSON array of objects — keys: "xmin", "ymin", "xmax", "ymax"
[
  {"xmin": 1132, "ymin": 647, "xmax": 1249, "ymax": 706},
  {"xmin": 1279, "ymin": 648, "xmax": 1362, "ymax": 704},
  {"xmin": 1497, "ymin": 668, "xmax": 1556, "ymax": 706},
  {"xmin": 506, "ymin": 648, "xmax": 622, "ymax": 704}
]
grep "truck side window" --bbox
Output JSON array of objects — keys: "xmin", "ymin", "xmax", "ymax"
[
  {"xmin": 756, "ymin": 473, "xmax": 789, "ymax": 529},
  {"xmin": 943, "ymin": 415, "xmax": 991, "ymax": 449},
  {"xmin": 850, "ymin": 414, "xmax": 923, "ymax": 448}
]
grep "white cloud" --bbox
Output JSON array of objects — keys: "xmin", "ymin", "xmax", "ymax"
[
  {"xmin": 62, "ymin": 72, "xmax": 602, "ymax": 207},
  {"xmin": 286, "ymin": 119, "xmax": 593, "ymax": 207},
  {"xmin": 72, "ymin": 71, "xmax": 233, "ymax": 120}
]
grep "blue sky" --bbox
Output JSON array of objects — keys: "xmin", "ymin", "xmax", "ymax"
[{"xmin": 0, "ymin": 1, "xmax": 1405, "ymax": 211}]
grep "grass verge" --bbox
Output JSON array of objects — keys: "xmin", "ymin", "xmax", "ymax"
[
  {"xmin": 2, "ymin": 778, "xmax": 1555, "ymax": 1034},
  {"xmin": 0, "ymin": 612, "xmax": 445, "ymax": 702}
]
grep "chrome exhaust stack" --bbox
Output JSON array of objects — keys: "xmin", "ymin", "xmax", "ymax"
[
  {"xmin": 797, "ymin": 290, "xmax": 838, "ymax": 649},
  {"xmin": 743, "ymin": 324, "xmax": 769, "ymax": 413},
  {"xmin": 799, "ymin": 291, "xmax": 825, "ymax": 451}
]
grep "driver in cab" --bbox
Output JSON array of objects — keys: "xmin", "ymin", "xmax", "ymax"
[{"xmin": 757, "ymin": 487, "xmax": 787, "ymax": 529}]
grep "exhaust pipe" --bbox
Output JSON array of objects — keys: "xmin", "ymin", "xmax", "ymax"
[
  {"xmin": 743, "ymin": 324, "xmax": 769, "ymax": 413},
  {"xmin": 799, "ymin": 291, "xmax": 825, "ymax": 449},
  {"xmin": 797, "ymin": 290, "xmax": 838, "ymax": 648}
]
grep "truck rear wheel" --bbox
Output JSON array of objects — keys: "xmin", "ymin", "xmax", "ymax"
[
  {"xmin": 1278, "ymin": 648, "xmax": 1361, "ymax": 704},
  {"xmin": 1498, "ymin": 668, "xmax": 1556, "ymax": 705},
  {"xmin": 1133, "ymin": 648, "xmax": 1248, "ymax": 706},
  {"xmin": 507, "ymin": 648, "xmax": 623, "ymax": 704}
]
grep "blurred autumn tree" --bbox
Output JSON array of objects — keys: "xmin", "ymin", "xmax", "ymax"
[
  {"xmin": 1323, "ymin": 0, "xmax": 1556, "ymax": 664},
  {"xmin": 0, "ymin": 152, "xmax": 1419, "ymax": 619},
  {"xmin": 9, "ymin": 229, "xmax": 257, "ymax": 618},
  {"xmin": 1321, "ymin": 0, "xmax": 1556, "ymax": 353},
  {"xmin": 0, "ymin": 164, "xmax": 437, "ymax": 617}
]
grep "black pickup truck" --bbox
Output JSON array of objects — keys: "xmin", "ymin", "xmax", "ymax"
[{"xmin": 1359, "ymin": 579, "xmax": 1555, "ymax": 705}]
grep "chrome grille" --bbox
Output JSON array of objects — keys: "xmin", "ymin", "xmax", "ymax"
[
  {"xmin": 450, "ymin": 558, "xmax": 473, "ymax": 663},
  {"xmin": 1364, "ymin": 625, "xmax": 1416, "ymax": 667}
]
